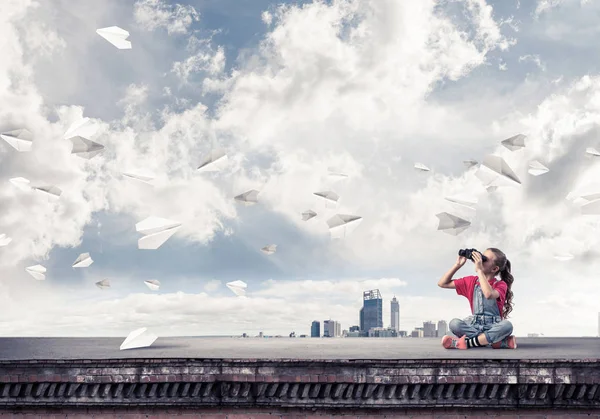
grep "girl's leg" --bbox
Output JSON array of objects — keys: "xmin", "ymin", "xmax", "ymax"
[
  {"xmin": 448, "ymin": 318, "xmax": 479, "ymax": 339},
  {"xmin": 479, "ymin": 320, "xmax": 513, "ymax": 345}
]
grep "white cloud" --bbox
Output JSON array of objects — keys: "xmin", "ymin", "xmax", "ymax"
[
  {"xmin": 518, "ymin": 54, "xmax": 546, "ymax": 71},
  {"xmin": 134, "ymin": 0, "xmax": 200, "ymax": 35}
]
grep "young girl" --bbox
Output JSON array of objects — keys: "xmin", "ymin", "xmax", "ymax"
[{"xmin": 437, "ymin": 248, "xmax": 516, "ymax": 349}]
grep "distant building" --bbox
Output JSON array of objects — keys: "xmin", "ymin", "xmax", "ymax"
[
  {"xmin": 361, "ymin": 289, "xmax": 383, "ymax": 336},
  {"xmin": 527, "ymin": 333, "xmax": 540, "ymax": 337},
  {"xmin": 349, "ymin": 325, "xmax": 360, "ymax": 332},
  {"xmin": 368, "ymin": 327, "xmax": 398, "ymax": 338},
  {"xmin": 391, "ymin": 296, "xmax": 400, "ymax": 332},
  {"xmin": 398, "ymin": 331, "xmax": 407, "ymax": 337},
  {"xmin": 423, "ymin": 321, "xmax": 436, "ymax": 337},
  {"xmin": 323, "ymin": 320, "xmax": 341, "ymax": 337},
  {"xmin": 311, "ymin": 321, "xmax": 320, "ymax": 338},
  {"xmin": 411, "ymin": 329, "xmax": 424, "ymax": 338},
  {"xmin": 436, "ymin": 320, "xmax": 448, "ymax": 338}
]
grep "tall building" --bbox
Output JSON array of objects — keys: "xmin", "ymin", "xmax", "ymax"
[
  {"xmin": 391, "ymin": 296, "xmax": 400, "ymax": 332},
  {"xmin": 361, "ymin": 289, "xmax": 383, "ymax": 335},
  {"xmin": 436, "ymin": 320, "xmax": 448, "ymax": 338},
  {"xmin": 311, "ymin": 320, "xmax": 320, "ymax": 338},
  {"xmin": 423, "ymin": 321, "xmax": 436, "ymax": 337},
  {"xmin": 323, "ymin": 320, "xmax": 341, "ymax": 337}
]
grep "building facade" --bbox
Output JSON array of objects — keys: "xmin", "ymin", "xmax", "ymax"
[
  {"xmin": 311, "ymin": 320, "xmax": 320, "ymax": 338},
  {"xmin": 391, "ymin": 296, "xmax": 399, "ymax": 332},
  {"xmin": 323, "ymin": 320, "xmax": 341, "ymax": 338},
  {"xmin": 423, "ymin": 321, "xmax": 436, "ymax": 337},
  {"xmin": 361, "ymin": 289, "xmax": 383, "ymax": 336},
  {"xmin": 436, "ymin": 320, "xmax": 448, "ymax": 338}
]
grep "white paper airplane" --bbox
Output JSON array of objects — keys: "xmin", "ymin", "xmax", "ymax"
[
  {"xmin": 581, "ymin": 199, "xmax": 600, "ymax": 215},
  {"xmin": 70, "ymin": 136, "xmax": 105, "ymax": 159},
  {"xmin": 501, "ymin": 134, "xmax": 526, "ymax": 151},
  {"xmin": 528, "ymin": 160, "xmax": 549, "ymax": 176},
  {"xmin": 585, "ymin": 147, "xmax": 600, "ymax": 157},
  {"xmin": 226, "ymin": 280, "xmax": 247, "ymax": 296},
  {"xmin": 444, "ymin": 194, "xmax": 478, "ymax": 210},
  {"xmin": 302, "ymin": 210, "xmax": 317, "ymax": 221},
  {"xmin": 0, "ymin": 234, "xmax": 12, "ymax": 247},
  {"xmin": 475, "ymin": 155, "xmax": 521, "ymax": 188},
  {"xmin": 1, "ymin": 129, "xmax": 33, "ymax": 152},
  {"xmin": 327, "ymin": 168, "xmax": 349, "ymax": 182},
  {"xmin": 33, "ymin": 185, "xmax": 62, "ymax": 198},
  {"xmin": 554, "ymin": 253, "xmax": 574, "ymax": 261},
  {"xmin": 64, "ymin": 118, "xmax": 98, "ymax": 140},
  {"xmin": 122, "ymin": 170, "xmax": 156, "ymax": 185},
  {"xmin": 96, "ymin": 26, "xmax": 132, "ymax": 49},
  {"xmin": 136, "ymin": 216, "xmax": 182, "ymax": 250},
  {"xmin": 414, "ymin": 162, "xmax": 430, "ymax": 172},
  {"xmin": 72, "ymin": 253, "xmax": 93, "ymax": 268},
  {"xmin": 9, "ymin": 177, "xmax": 32, "ymax": 192},
  {"xmin": 326, "ymin": 214, "xmax": 363, "ymax": 239},
  {"xmin": 234, "ymin": 190, "xmax": 260, "ymax": 205},
  {"xmin": 463, "ymin": 159, "xmax": 479, "ymax": 168},
  {"xmin": 120, "ymin": 327, "xmax": 157, "ymax": 350},
  {"xmin": 261, "ymin": 244, "xmax": 277, "ymax": 255},
  {"xmin": 314, "ymin": 191, "xmax": 339, "ymax": 203},
  {"xmin": 96, "ymin": 279, "xmax": 111, "ymax": 289},
  {"xmin": 144, "ymin": 279, "xmax": 161, "ymax": 291},
  {"xmin": 25, "ymin": 264, "xmax": 46, "ymax": 280},
  {"xmin": 435, "ymin": 212, "xmax": 471, "ymax": 235},
  {"xmin": 197, "ymin": 149, "xmax": 228, "ymax": 173}
]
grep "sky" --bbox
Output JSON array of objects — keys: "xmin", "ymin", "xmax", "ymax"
[{"xmin": 1, "ymin": 0, "xmax": 600, "ymax": 338}]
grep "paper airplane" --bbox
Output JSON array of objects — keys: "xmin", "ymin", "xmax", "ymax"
[
  {"xmin": 414, "ymin": 162, "xmax": 430, "ymax": 171},
  {"xmin": 463, "ymin": 159, "xmax": 479, "ymax": 168},
  {"xmin": 314, "ymin": 191, "xmax": 339, "ymax": 203},
  {"xmin": 1, "ymin": 129, "xmax": 33, "ymax": 152},
  {"xmin": 581, "ymin": 199, "xmax": 600, "ymax": 215},
  {"xmin": 9, "ymin": 177, "xmax": 32, "ymax": 192},
  {"xmin": 197, "ymin": 149, "xmax": 228, "ymax": 173},
  {"xmin": 528, "ymin": 160, "xmax": 549, "ymax": 176},
  {"xmin": 327, "ymin": 168, "xmax": 349, "ymax": 181},
  {"xmin": 136, "ymin": 216, "xmax": 182, "ymax": 250},
  {"xmin": 501, "ymin": 134, "xmax": 526, "ymax": 151},
  {"xmin": 70, "ymin": 136, "xmax": 105, "ymax": 159},
  {"xmin": 444, "ymin": 194, "xmax": 478, "ymax": 210},
  {"xmin": 234, "ymin": 190, "xmax": 260, "ymax": 205},
  {"xmin": 226, "ymin": 280, "xmax": 247, "ymax": 296},
  {"xmin": 32, "ymin": 185, "xmax": 62, "ymax": 198},
  {"xmin": 302, "ymin": 210, "xmax": 317, "ymax": 221},
  {"xmin": 96, "ymin": 26, "xmax": 132, "ymax": 49},
  {"xmin": 25, "ymin": 264, "xmax": 46, "ymax": 280},
  {"xmin": 554, "ymin": 253, "xmax": 574, "ymax": 261},
  {"xmin": 144, "ymin": 279, "xmax": 161, "ymax": 291},
  {"xmin": 0, "ymin": 234, "xmax": 12, "ymax": 247},
  {"xmin": 122, "ymin": 171, "xmax": 156, "ymax": 185},
  {"xmin": 261, "ymin": 244, "xmax": 277, "ymax": 255},
  {"xmin": 120, "ymin": 328, "xmax": 157, "ymax": 350},
  {"xmin": 585, "ymin": 147, "xmax": 600, "ymax": 157},
  {"xmin": 96, "ymin": 279, "xmax": 111, "ymax": 289},
  {"xmin": 475, "ymin": 155, "xmax": 521, "ymax": 188},
  {"xmin": 435, "ymin": 212, "xmax": 471, "ymax": 235},
  {"xmin": 72, "ymin": 253, "xmax": 93, "ymax": 268},
  {"xmin": 64, "ymin": 118, "xmax": 97, "ymax": 139},
  {"xmin": 326, "ymin": 214, "xmax": 363, "ymax": 239}
]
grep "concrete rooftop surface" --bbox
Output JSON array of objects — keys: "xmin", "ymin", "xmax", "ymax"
[{"xmin": 0, "ymin": 337, "xmax": 598, "ymax": 360}]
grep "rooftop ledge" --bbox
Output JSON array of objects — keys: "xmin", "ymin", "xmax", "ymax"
[{"xmin": 0, "ymin": 337, "xmax": 598, "ymax": 412}]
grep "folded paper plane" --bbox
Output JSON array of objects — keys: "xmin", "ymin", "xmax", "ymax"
[
  {"xmin": 136, "ymin": 216, "xmax": 182, "ymax": 250},
  {"xmin": 435, "ymin": 212, "xmax": 471, "ymax": 235},
  {"xmin": 197, "ymin": 149, "xmax": 228, "ymax": 173},
  {"xmin": 122, "ymin": 171, "xmax": 156, "ymax": 185},
  {"xmin": 261, "ymin": 244, "xmax": 277, "ymax": 255},
  {"xmin": 144, "ymin": 279, "xmax": 161, "ymax": 291},
  {"xmin": 463, "ymin": 159, "xmax": 479, "ymax": 168},
  {"xmin": 96, "ymin": 26, "xmax": 132, "ymax": 49},
  {"xmin": 528, "ymin": 160, "xmax": 549, "ymax": 176},
  {"xmin": 234, "ymin": 190, "xmax": 259, "ymax": 205},
  {"xmin": 314, "ymin": 191, "xmax": 339, "ymax": 203},
  {"xmin": 326, "ymin": 214, "xmax": 363, "ymax": 239},
  {"xmin": 1, "ymin": 129, "xmax": 33, "ymax": 152},
  {"xmin": 475, "ymin": 155, "xmax": 521, "ymax": 188},
  {"xmin": 26, "ymin": 264, "xmax": 46, "ymax": 280},
  {"xmin": 70, "ymin": 136, "xmax": 104, "ymax": 159},
  {"xmin": 9, "ymin": 177, "xmax": 32, "ymax": 192},
  {"xmin": 581, "ymin": 199, "xmax": 600, "ymax": 215},
  {"xmin": 501, "ymin": 134, "xmax": 526, "ymax": 151},
  {"xmin": 585, "ymin": 147, "xmax": 600, "ymax": 157},
  {"xmin": 64, "ymin": 118, "xmax": 98, "ymax": 140},
  {"xmin": 302, "ymin": 210, "xmax": 317, "ymax": 221},
  {"xmin": 226, "ymin": 280, "xmax": 247, "ymax": 296},
  {"xmin": 414, "ymin": 162, "xmax": 430, "ymax": 172},
  {"xmin": 72, "ymin": 253, "xmax": 93, "ymax": 268},
  {"xmin": 554, "ymin": 253, "xmax": 574, "ymax": 261},
  {"xmin": 33, "ymin": 185, "xmax": 62, "ymax": 198},
  {"xmin": 0, "ymin": 234, "xmax": 12, "ymax": 247},
  {"xmin": 444, "ymin": 194, "xmax": 478, "ymax": 210},
  {"xmin": 96, "ymin": 279, "xmax": 111, "ymax": 289},
  {"xmin": 120, "ymin": 327, "xmax": 157, "ymax": 350}
]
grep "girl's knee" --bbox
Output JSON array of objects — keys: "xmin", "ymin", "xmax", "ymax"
[{"xmin": 449, "ymin": 318, "xmax": 465, "ymax": 335}]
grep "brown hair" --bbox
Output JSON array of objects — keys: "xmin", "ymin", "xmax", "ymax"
[{"xmin": 487, "ymin": 248, "xmax": 514, "ymax": 318}]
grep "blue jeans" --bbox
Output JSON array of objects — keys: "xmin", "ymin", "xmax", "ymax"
[{"xmin": 449, "ymin": 314, "xmax": 513, "ymax": 345}]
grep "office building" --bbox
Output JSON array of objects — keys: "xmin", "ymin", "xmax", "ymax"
[
  {"xmin": 360, "ymin": 289, "xmax": 383, "ymax": 335},
  {"xmin": 311, "ymin": 320, "xmax": 320, "ymax": 338},
  {"xmin": 391, "ymin": 296, "xmax": 399, "ymax": 332},
  {"xmin": 436, "ymin": 320, "xmax": 448, "ymax": 338},
  {"xmin": 323, "ymin": 320, "xmax": 341, "ymax": 338},
  {"xmin": 423, "ymin": 321, "xmax": 436, "ymax": 337}
]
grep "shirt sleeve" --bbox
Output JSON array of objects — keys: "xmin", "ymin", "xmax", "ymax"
[
  {"xmin": 494, "ymin": 280, "xmax": 508, "ymax": 304},
  {"xmin": 454, "ymin": 275, "xmax": 476, "ymax": 298}
]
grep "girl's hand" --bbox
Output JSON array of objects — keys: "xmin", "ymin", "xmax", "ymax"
[
  {"xmin": 472, "ymin": 251, "xmax": 484, "ymax": 272},
  {"xmin": 455, "ymin": 255, "xmax": 467, "ymax": 268}
]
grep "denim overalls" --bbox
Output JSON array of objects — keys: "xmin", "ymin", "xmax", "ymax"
[{"xmin": 449, "ymin": 280, "xmax": 513, "ymax": 345}]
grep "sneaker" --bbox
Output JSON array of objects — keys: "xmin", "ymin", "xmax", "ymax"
[
  {"xmin": 441, "ymin": 335, "xmax": 467, "ymax": 350},
  {"xmin": 491, "ymin": 335, "xmax": 517, "ymax": 349}
]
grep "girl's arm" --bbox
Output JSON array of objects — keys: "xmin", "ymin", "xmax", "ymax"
[{"xmin": 438, "ymin": 258, "xmax": 465, "ymax": 289}]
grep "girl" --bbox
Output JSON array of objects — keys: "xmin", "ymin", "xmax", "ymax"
[{"xmin": 437, "ymin": 248, "xmax": 516, "ymax": 349}]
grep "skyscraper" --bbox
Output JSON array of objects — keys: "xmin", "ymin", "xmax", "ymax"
[
  {"xmin": 311, "ymin": 320, "xmax": 320, "ymax": 338},
  {"xmin": 423, "ymin": 321, "xmax": 436, "ymax": 337},
  {"xmin": 437, "ymin": 320, "xmax": 448, "ymax": 338},
  {"xmin": 361, "ymin": 289, "xmax": 383, "ymax": 335},
  {"xmin": 391, "ymin": 296, "xmax": 400, "ymax": 332},
  {"xmin": 323, "ymin": 320, "xmax": 341, "ymax": 337}
]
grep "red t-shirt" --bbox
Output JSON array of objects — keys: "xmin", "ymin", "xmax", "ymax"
[{"xmin": 454, "ymin": 275, "xmax": 508, "ymax": 318}]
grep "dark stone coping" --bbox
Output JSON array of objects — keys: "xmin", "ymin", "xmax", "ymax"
[{"xmin": 0, "ymin": 358, "xmax": 598, "ymax": 410}]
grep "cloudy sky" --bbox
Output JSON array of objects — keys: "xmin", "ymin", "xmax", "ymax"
[{"xmin": 1, "ymin": 0, "xmax": 600, "ymax": 339}]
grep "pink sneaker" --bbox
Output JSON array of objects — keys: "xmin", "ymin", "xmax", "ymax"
[
  {"xmin": 441, "ymin": 335, "xmax": 467, "ymax": 349},
  {"xmin": 492, "ymin": 335, "xmax": 517, "ymax": 349}
]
